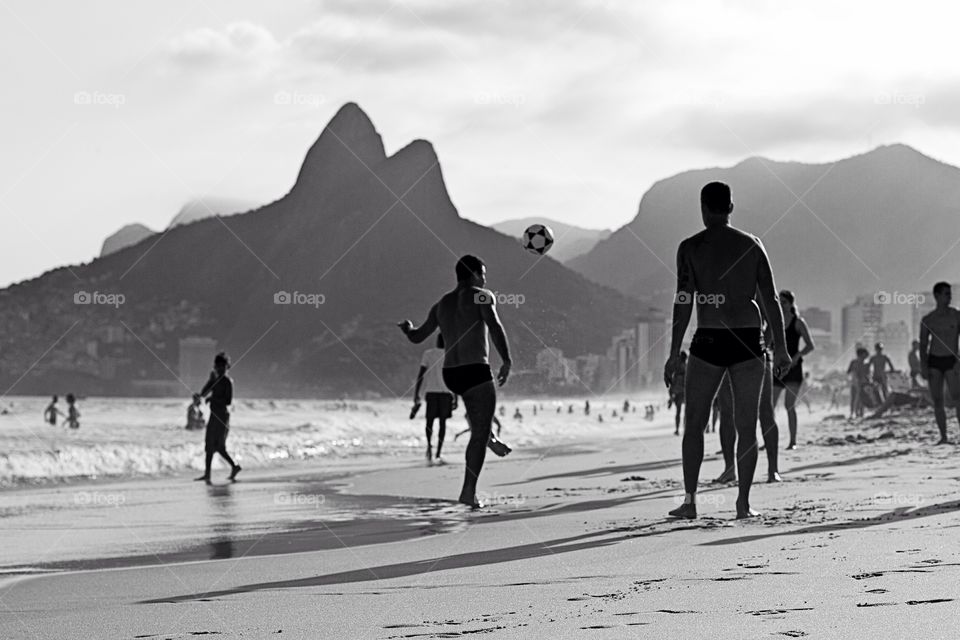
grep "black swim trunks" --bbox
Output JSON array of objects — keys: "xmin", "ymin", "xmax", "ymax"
[
  {"xmin": 442, "ymin": 364, "xmax": 493, "ymax": 396},
  {"xmin": 689, "ymin": 328, "xmax": 764, "ymax": 367},
  {"xmin": 928, "ymin": 354, "xmax": 957, "ymax": 374},
  {"xmin": 425, "ymin": 392, "xmax": 453, "ymax": 420}
]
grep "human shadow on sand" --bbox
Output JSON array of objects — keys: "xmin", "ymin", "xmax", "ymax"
[
  {"xmin": 495, "ymin": 457, "xmax": 685, "ymax": 486},
  {"xmin": 784, "ymin": 449, "xmax": 912, "ymax": 474},
  {"xmin": 701, "ymin": 500, "xmax": 960, "ymax": 546},
  {"xmin": 140, "ymin": 529, "xmax": 637, "ymax": 604}
]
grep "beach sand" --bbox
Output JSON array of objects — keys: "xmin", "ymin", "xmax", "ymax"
[{"xmin": 3, "ymin": 404, "xmax": 960, "ymax": 638}]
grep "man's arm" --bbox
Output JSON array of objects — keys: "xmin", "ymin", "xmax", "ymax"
[
  {"xmin": 199, "ymin": 371, "xmax": 215, "ymax": 397},
  {"xmin": 796, "ymin": 317, "xmax": 816, "ymax": 358},
  {"xmin": 478, "ymin": 293, "xmax": 512, "ymax": 385},
  {"xmin": 400, "ymin": 304, "xmax": 439, "ymax": 344},
  {"xmin": 754, "ymin": 239, "xmax": 788, "ymax": 360}
]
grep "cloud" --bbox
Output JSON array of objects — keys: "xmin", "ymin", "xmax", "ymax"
[{"xmin": 165, "ymin": 22, "xmax": 279, "ymax": 68}]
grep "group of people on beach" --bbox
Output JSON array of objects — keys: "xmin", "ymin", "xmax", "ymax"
[{"xmin": 43, "ymin": 394, "xmax": 80, "ymax": 429}]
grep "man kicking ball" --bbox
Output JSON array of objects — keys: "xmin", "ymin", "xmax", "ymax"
[
  {"xmin": 399, "ymin": 255, "xmax": 512, "ymax": 509},
  {"xmin": 664, "ymin": 182, "xmax": 791, "ymax": 520}
]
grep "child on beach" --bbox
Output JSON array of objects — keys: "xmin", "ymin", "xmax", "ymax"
[
  {"xmin": 847, "ymin": 348, "xmax": 871, "ymax": 418},
  {"xmin": 186, "ymin": 394, "xmax": 204, "ymax": 430},
  {"xmin": 43, "ymin": 395, "xmax": 60, "ymax": 425},
  {"xmin": 64, "ymin": 394, "xmax": 80, "ymax": 429}
]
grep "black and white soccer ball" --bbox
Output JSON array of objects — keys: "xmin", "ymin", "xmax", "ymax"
[{"xmin": 521, "ymin": 223, "xmax": 555, "ymax": 256}]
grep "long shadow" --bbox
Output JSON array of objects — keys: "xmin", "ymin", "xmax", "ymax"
[
  {"xmin": 784, "ymin": 449, "xmax": 913, "ymax": 474},
  {"xmin": 700, "ymin": 500, "xmax": 960, "ymax": 546},
  {"xmin": 496, "ymin": 457, "xmax": 685, "ymax": 486},
  {"xmin": 140, "ymin": 530, "xmax": 636, "ymax": 604}
]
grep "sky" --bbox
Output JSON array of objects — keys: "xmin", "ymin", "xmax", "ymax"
[{"xmin": 2, "ymin": 0, "xmax": 960, "ymax": 288}]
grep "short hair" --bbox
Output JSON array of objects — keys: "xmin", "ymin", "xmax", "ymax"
[
  {"xmin": 856, "ymin": 347, "xmax": 869, "ymax": 358},
  {"xmin": 875, "ymin": 342, "xmax": 883, "ymax": 350},
  {"xmin": 214, "ymin": 352, "xmax": 230, "ymax": 368},
  {"xmin": 700, "ymin": 181, "xmax": 731, "ymax": 214},
  {"xmin": 934, "ymin": 281, "xmax": 951, "ymax": 296},
  {"xmin": 455, "ymin": 255, "xmax": 485, "ymax": 282}
]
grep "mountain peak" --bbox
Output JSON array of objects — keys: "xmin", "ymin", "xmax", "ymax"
[{"xmin": 289, "ymin": 102, "xmax": 387, "ymax": 196}]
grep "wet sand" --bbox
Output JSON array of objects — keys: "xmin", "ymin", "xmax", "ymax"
[{"xmin": 3, "ymin": 404, "xmax": 960, "ymax": 638}]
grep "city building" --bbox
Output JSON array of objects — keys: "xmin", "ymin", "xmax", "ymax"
[
  {"xmin": 802, "ymin": 306, "xmax": 832, "ymax": 334},
  {"xmin": 841, "ymin": 295, "xmax": 883, "ymax": 354}
]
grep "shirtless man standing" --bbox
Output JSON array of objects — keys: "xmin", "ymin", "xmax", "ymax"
[
  {"xmin": 664, "ymin": 182, "xmax": 791, "ymax": 519},
  {"xmin": 399, "ymin": 255, "xmax": 512, "ymax": 508},
  {"xmin": 919, "ymin": 282, "xmax": 960, "ymax": 445}
]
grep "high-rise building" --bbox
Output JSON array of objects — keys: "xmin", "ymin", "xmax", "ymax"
[
  {"xmin": 841, "ymin": 296, "xmax": 883, "ymax": 353},
  {"xmin": 878, "ymin": 321, "xmax": 911, "ymax": 368},
  {"xmin": 179, "ymin": 337, "xmax": 217, "ymax": 391}
]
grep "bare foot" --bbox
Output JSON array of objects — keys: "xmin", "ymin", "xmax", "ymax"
[
  {"xmin": 937, "ymin": 437, "xmax": 950, "ymax": 446},
  {"xmin": 768, "ymin": 472, "xmax": 782, "ymax": 483},
  {"xmin": 713, "ymin": 468, "xmax": 737, "ymax": 484},
  {"xmin": 229, "ymin": 465, "xmax": 242, "ymax": 481},
  {"xmin": 785, "ymin": 443, "xmax": 797, "ymax": 450},
  {"xmin": 458, "ymin": 494, "xmax": 485, "ymax": 510},
  {"xmin": 736, "ymin": 502, "xmax": 761, "ymax": 519},
  {"xmin": 668, "ymin": 503, "xmax": 697, "ymax": 519},
  {"xmin": 194, "ymin": 475, "xmax": 211, "ymax": 485}
]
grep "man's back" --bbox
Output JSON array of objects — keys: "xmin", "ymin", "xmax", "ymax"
[
  {"xmin": 680, "ymin": 225, "xmax": 765, "ymax": 329},
  {"xmin": 435, "ymin": 287, "xmax": 490, "ymax": 368}
]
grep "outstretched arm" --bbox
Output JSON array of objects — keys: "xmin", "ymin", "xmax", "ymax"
[
  {"xmin": 479, "ymin": 296, "xmax": 512, "ymax": 386},
  {"xmin": 399, "ymin": 304, "xmax": 439, "ymax": 344}
]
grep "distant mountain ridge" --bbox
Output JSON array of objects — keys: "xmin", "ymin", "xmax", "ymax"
[
  {"xmin": 1, "ymin": 103, "xmax": 638, "ymax": 396},
  {"xmin": 568, "ymin": 144, "xmax": 960, "ymax": 313},
  {"xmin": 491, "ymin": 217, "xmax": 611, "ymax": 262}
]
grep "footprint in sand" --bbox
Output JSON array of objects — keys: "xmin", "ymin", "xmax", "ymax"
[
  {"xmin": 905, "ymin": 598, "xmax": 953, "ymax": 605},
  {"xmin": 776, "ymin": 632, "xmax": 808, "ymax": 638}
]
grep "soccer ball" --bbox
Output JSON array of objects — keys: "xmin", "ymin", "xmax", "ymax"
[{"xmin": 521, "ymin": 224, "xmax": 554, "ymax": 256}]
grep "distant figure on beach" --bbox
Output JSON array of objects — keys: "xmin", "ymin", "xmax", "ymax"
[
  {"xmin": 667, "ymin": 351, "xmax": 688, "ymax": 435},
  {"xmin": 908, "ymin": 340, "xmax": 922, "ymax": 389},
  {"xmin": 513, "ymin": 407, "xmax": 523, "ymax": 421},
  {"xmin": 772, "ymin": 290, "xmax": 815, "ymax": 450},
  {"xmin": 63, "ymin": 393, "xmax": 80, "ymax": 429},
  {"xmin": 714, "ymin": 319, "xmax": 782, "ymax": 485},
  {"xmin": 44, "ymin": 395, "xmax": 60, "ymax": 426},
  {"xmin": 186, "ymin": 394, "xmax": 204, "ymax": 430},
  {"xmin": 414, "ymin": 334, "xmax": 454, "ymax": 466},
  {"xmin": 568, "ymin": 404, "xmax": 574, "ymax": 414},
  {"xmin": 584, "ymin": 400, "xmax": 590, "ymax": 416},
  {"xmin": 623, "ymin": 399, "xmax": 630, "ymax": 414},
  {"xmin": 919, "ymin": 282, "xmax": 960, "ymax": 444},
  {"xmin": 195, "ymin": 352, "xmax": 241, "ymax": 484},
  {"xmin": 455, "ymin": 411, "xmax": 504, "ymax": 440},
  {"xmin": 847, "ymin": 347, "xmax": 871, "ymax": 418},
  {"xmin": 664, "ymin": 181, "xmax": 790, "ymax": 520},
  {"xmin": 398, "ymin": 255, "xmax": 512, "ymax": 509},
  {"xmin": 869, "ymin": 342, "xmax": 896, "ymax": 402}
]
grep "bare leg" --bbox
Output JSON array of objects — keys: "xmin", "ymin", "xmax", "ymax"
[
  {"xmin": 929, "ymin": 369, "xmax": 948, "ymax": 442},
  {"xmin": 425, "ymin": 416, "xmax": 435, "ymax": 461},
  {"xmin": 436, "ymin": 417, "xmax": 447, "ymax": 458},
  {"xmin": 784, "ymin": 382, "xmax": 800, "ymax": 448},
  {"xmin": 759, "ymin": 356, "xmax": 780, "ymax": 480},
  {"xmin": 670, "ymin": 355, "xmax": 726, "ymax": 518},
  {"xmin": 460, "ymin": 380, "xmax": 496, "ymax": 507},
  {"xmin": 716, "ymin": 373, "xmax": 737, "ymax": 483},
  {"xmin": 947, "ymin": 368, "xmax": 960, "ymax": 435},
  {"xmin": 728, "ymin": 357, "xmax": 765, "ymax": 518}
]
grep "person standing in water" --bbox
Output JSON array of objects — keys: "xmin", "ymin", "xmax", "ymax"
[
  {"xmin": 413, "ymin": 333, "xmax": 455, "ymax": 466},
  {"xmin": 664, "ymin": 181, "xmax": 790, "ymax": 520},
  {"xmin": 398, "ymin": 255, "xmax": 512, "ymax": 509},
  {"xmin": 186, "ymin": 393, "xmax": 205, "ymax": 430},
  {"xmin": 195, "ymin": 352, "xmax": 241, "ymax": 484},
  {"xmin": 64, "ymin": 393, "xmax": 80, "ymax": 429},
  {"xmin": 771, "ymin": 290, "xmax": 815, "ymax": 450},
  {"xmin": 919, "ymin": 282, "xmax": 960, "ymax": 444},
  {"xmin": 43, "ymin": 395, "xmax": 61, "ymax": 426}
]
